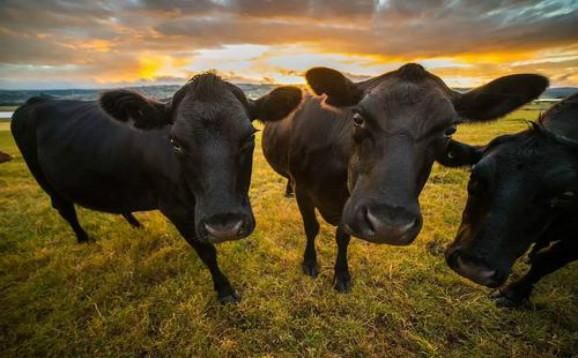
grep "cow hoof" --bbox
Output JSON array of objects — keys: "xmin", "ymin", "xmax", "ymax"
[
  {"xmin": 333, "ymin": 273, "xmax": 352, "ymax": 293},
  {"xmin": 302, "ymin": 261, "xmax": 319, "ymax": 278},
  {"xmin": 218, "ymin": 290, "xmax": 241, "ymax": 305},
  {"xmin": 284, "ymin": 192, "xmax": 295, "ymax": 198},
  {"xmin": 489, "ymin": 289, "xmax": 526, "ymax": 308}
]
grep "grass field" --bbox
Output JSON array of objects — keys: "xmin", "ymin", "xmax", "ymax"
[{"xmin": 0, "ymin": 104, "xmax": 577, "ymax": 357}]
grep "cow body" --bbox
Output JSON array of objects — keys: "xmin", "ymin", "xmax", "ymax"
[
  {"xmin": 13, "ymin": 100, "xmax": 166, "ymax": 213},
  {"xmin": 445, "ymin": 94, "xmax": 578, "ymax": 306},
  {"xmin": 12, "ymin": 74, "xmax": 301, "ymax": 303},
  {"xmin": 263, "ymin": 95, "xmax": 350, "ymax": 226},
  {"xmin": 263, "ymin": 64, "xmax": 547, "ymax": 291}
]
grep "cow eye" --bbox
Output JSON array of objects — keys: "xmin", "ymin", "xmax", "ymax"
[
  {"xmin": 445, "ymin": 126, "xmax": 457, "ymax": 136},
  {"xmin": 352, "ymin": 113, "xmax": 365, "ymax": 127},
  {"xmin": 170, "ymin": 138, "xmax": 183, "ymax": 154}
]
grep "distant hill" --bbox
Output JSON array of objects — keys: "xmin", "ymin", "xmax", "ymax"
[
  {"xmin": 0, "ymin": 84, "xmax": 279, "ymax": 106},
  {"xmin": 542, "ymin": 87, "xmax": 578, "ymax": 99},
  {"xmin": 452, "ymin": 87, "xmax": 577, "ymax": 100},
  {"xmin": 0, "ymin": 85, "xmax": 576, "ymax": 106}
]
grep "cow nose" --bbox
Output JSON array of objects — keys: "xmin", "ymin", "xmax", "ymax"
[
  {"xmin": 446, "ymin": 249, "xmax": 504, "ymax": 287},
  {"xmin": 366, "ymin": 208, "xmax": 417, "ymax": 235},
  {"xmin": 203, "ymin": 216, "xmax": 245, "ymax": 243},
  {"xmin": 345, "ymin": 205, "xmax": 421, "ymax": 245}
]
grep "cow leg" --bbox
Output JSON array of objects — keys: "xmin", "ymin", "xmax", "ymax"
[
  {"xmin": 491, "ymin": 239, "xmax": 578, "ymax": 307},
  {"xmin": 189, "ymin": 240, "xmax": 239, "ymax": 304},
  {"xmin": 11, "ymin": 137, "xmax": 90, "ymax": 244},
  {"xmin": 122, "ymin": 212, "xmax": 142, "ymax": 228},
  {"xmin": 295, "ymin": 187, "xmax": 320, "ymax": 277},
  {"xmin": 284, "ymin": 179, "xmax": 294, "ymax": 197},
  {"xmin": 161, "ymin": 206, "xmax": 239, "ymax": 304},
  {"xmin": 51, "ymin": 197, "xmax": 90, "ymax": 243},
  {"xmin": 333, "ymin": 226, "xmax": 352, "ymax": 292}
]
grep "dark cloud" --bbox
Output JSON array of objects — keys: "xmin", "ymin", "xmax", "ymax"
[
  {"xmin": 2, "ymin": 0, "xmax": 575, "ymax": 61},
  {"xmin": 0, "ymin": 0, "xmax": 577, "ymax": 87}
]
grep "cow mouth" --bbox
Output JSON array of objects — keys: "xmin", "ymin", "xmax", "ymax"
[
  {"xmin": 454, "ymin": 257, "xmax": 504, "ymax": 288},
  {"xmin": 205, "ymin": 235, "xmax": 245, "ymax": 244},
  {"xmin": 203, "ymin": 220, "xmax": 248, "ymax": 244},
  {"xmin": 446, "ymin": 249, "xmax": 508, "ymax": 288},
  {"xmin": 342, "ymin": 217, "xmax": 421, "ymax": 245},
  {"xmin": 197, "ymin": 209, "xmax": 255, "ymax": 244}
]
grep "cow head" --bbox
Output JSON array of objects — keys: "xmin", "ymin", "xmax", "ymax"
[
  {"xmin": 445, "ymin": 94, "xmax": 578, "ymax": 287},
  {"xmin": 306, "ymin": 63, "xmax": 547, "ymax": 245},
  {"xmin": 100, "ymin": 73, "xmax": 301, "ymax": 244}
]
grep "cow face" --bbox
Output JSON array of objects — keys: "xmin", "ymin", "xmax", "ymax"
[
  {"xmin": 306, "ymin": 64, "xmax": 548, "ymax": 245},
  {"xmin": 446, "ymin": 94, "xmax": 578, "ymax": 287},
  {"xmin": 100, "ymin": 74, "xmax": 301, "ymax": 244}
]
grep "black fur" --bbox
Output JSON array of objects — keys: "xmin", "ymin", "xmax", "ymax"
[
  {"xmin": 263, "ymin": 63, "xmax": 547, "ymax": 292},
  {"xmin": 12, "ymin": 73, "xmax": 301, "ymax": 303},
  {"xmin": 446, "ymin": 94, "xmax": 578, "ymax": 306}
]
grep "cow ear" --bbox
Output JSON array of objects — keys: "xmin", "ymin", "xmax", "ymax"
[
  {"xmin": 454, "ymin": 74, "xmax": 548, "ymax": 122},
  {"xmin": 306, "ymin": 67, "xmax": 363, "ymax": 107},
  {"xmin": 99, "ymin": 90, "xmax": 171, "ymax": 129},
  {"xmin": 251, "ymin": 86, "xmax": 302, "ymax": 122},
  {"xmin": 437, "ymin": 139, "xmax": 484, "ymax": 167},
  {"xmin": 539, "ymin": 93, "xmax": 578, "ymax": 142}
]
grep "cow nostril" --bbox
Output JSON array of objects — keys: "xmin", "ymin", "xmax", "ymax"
[
  {"xmin": 204, "ymin": 223, "xmax": 217, "ymax": 237},
  {"xmin": 365, "ymin": 208, "xmax": 378, "ymax": 233},
  {"xmin": 399, "ymin": 218, "xmax": 418, "ymax": 233},
  {"xmin": 233, "ymin": 220, "xmax": 245, "ymax": 236}
]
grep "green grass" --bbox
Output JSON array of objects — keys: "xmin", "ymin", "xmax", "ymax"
[{"xmin": 0, "ymin": 106, "xmax": 576, "ymax": 357}]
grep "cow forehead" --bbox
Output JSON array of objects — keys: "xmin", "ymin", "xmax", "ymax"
[
  {"xmin": 360, "ymin": 79, "xmax": 457, "ymax": 133},
  {"xmin": 176, "ymin": 91, "xmax": 249, "ymax": 123},
  {"xmin": 484, "ymin": 134, "xmax": 574, "ymax": 178},
  {"xmin": 170, "ymin": 104, "xmax": 252, "ymax": 145},
  {"xmin": 369, "ymin": 72, "xmax": 451, "ymax": 102}
]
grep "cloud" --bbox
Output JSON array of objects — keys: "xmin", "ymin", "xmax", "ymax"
[{"xmin": 0, "ymin": 0, "xmax": 577, "ymax": 88}]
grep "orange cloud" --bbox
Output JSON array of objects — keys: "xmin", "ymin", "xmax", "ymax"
[
  {"xmin": 79, "ymin": 39, "xmax": 113, "ymax": 53},
  {"xmin": 1, "ymin": 0, "xmax": 577, "ymax": 89}
]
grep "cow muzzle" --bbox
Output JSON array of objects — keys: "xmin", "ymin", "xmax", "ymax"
[
  {"xmin": 199, "ymin": 213, "xmax": 253, "ymax": 244},
  {"xmin": 445, "ymin": 247, "xmax": 507, "ymax": 288},
  {"xmin": 343, "ymin": 204, "xmax": 422, "ymax": 245}
]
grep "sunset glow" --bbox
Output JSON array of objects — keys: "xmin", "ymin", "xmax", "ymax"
[{"xmin": 1, "ymin": 0, "xmax": 577, "ymax": 89}]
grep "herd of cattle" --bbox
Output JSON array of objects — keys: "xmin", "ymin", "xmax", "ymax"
[{"xmin": 8, "ymin": 63, "xmax": 577, "ymax": 307}]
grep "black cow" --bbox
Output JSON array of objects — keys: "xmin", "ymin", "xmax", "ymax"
[
  {"xmin": 263, "ymin": 63, "xmax": 547, "ymax": 291},
  {"xmin": 11, "ymin": 73, "xmax": 301, "ymax": 303},
  {"xmin": 445, "ymin": 93, "xmax": 578, "ymax": 307}
]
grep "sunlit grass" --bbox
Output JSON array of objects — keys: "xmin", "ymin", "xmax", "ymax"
[{"xmin": 0, "ymin": 104, "xmax": 576, "ymax": 356}]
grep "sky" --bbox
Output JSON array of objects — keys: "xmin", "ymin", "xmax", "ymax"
[{"xmin": 0, "ymin": 0, "xmax": 577, "ymax": 89}]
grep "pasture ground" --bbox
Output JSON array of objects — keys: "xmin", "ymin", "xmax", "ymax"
[{"xmin": 0, "ymin": 104, "xmax": 577, "ymax": 357}]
